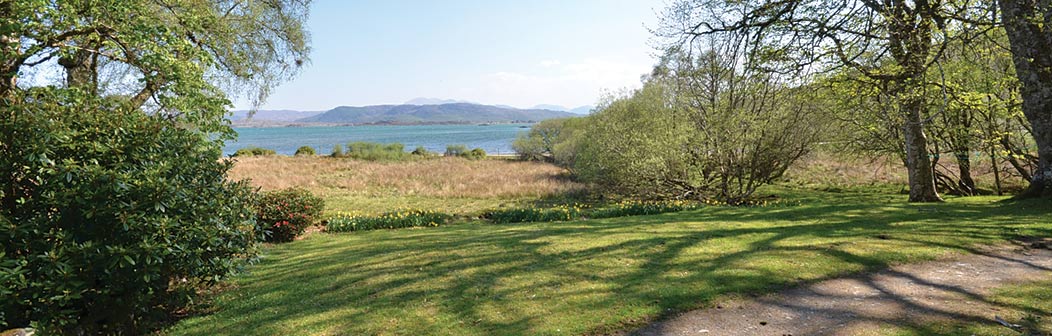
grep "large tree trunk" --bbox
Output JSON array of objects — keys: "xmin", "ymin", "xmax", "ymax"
[
  {"xmin": 956, "ymin": 151, "xmax": 977, "ymax": 195},
  {"xmin": 903, "ymin": 104, "xmax": 943, "ymax": 201},
  {"xmin": 0, "ymin": 1, "xmax": 18, "ymax": 96},
  {"xmin": 58, "ymin": 47, "xmax": 97, "ymax": 91},
  {"xmin": 1001, "ymin": 0, "xmax": 1052, "ymax": 198}
]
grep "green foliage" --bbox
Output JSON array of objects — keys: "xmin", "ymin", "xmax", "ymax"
[
  {"xmin": 466, "ymin": 148, "xmax": 487, "ymax": 160},
  {"xmin": 331, "ymin": 144, "xmax": 344, "ymax": 157},
  {"xmin": 588, "ymin": 200, "xmax": 702, "ymax": 219},
  {"xmin": 0, "ymin": 0, "xmax": 311, "ymax": 333},
  {"xmin": 0, "ymin": 90, "xmax": 259, "ymax": 334},
  {"xmin": 443, "ymin": 144, "xmax": 486, "ymax": 160},
  {"xmin": 325, "ymin": 210, "xmax": 453, "ymax": 232},
  {"xmin": 335, "ymin": 142, "xmax": 412, "ymax": 161},
  {"xmin": 445, "ymin": 144, "xmax": 468, "ymax": 157},
  {"xmin": 233, "ymin": 146, "xmax": 277, "ymax": 157},
  {"xmin": 482, "ymin": 200, "xmax": 704, "ymax": 224},
  {"xmin": 513, "ymin": 118, "xmax": 587, "ymax": 167},
  {"xmin": 575, "ymin": 48, "xmax": 825, "ymax": 203},
  {"xmin": 294, "ymin": 146, "xmax": 316, "ymax": 156},
  {"xmin": 483, "ymin": 205, "xmax": 585, "ymax": 223},
  {"xmin": 411, "ymin": 146, "xmax": 435, "ymax": 157},
  {"xmin": 254, "ymin": 188, "xmax": 324, "ymax": 243}
]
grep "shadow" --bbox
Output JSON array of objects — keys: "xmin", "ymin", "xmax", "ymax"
[
  {"xmin": 634, "ymin": 247, "xmax": 1052, "ymax": 335},
  {"xmin": 166, "ymin": 190, "xmax": 1052, "ymax": 335}
]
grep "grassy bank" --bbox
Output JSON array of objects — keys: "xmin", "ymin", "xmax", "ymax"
[
  {"xmin": 166, "ymin": 189, "xmax": 1051, "ymax": 335},
  {"xmin": 228, "ymin": 156, "xmax": 584, "ymax": 215}
]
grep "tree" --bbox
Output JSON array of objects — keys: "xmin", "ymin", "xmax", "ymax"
[
  {"xmin": 577, "ymin": 33, "xmax": 825, "ymax": 203},
  {"xmin": 513, "ymin": 117, "xmax": 587, "ymax": 166},
  {"xmin": 658, "ymin": 0, "xmax": 993, "ymax": 202},
  {"xmin": 2, "ymin": 0, "xmax": 310, "ymax": 114},
  {"xmin": 1, "ymin": 0, "xmax": 311, "ymax": 332},
  {"xmin": 999, "ymin": 0, "xmax": 1052, "ymax": 197}
]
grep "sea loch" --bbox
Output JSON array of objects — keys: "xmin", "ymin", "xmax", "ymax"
[{"xmin": 223, "ymin": 124, "xmax": 531, "ymax": 156}]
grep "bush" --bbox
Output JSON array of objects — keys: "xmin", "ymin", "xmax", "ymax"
[
  {"xmin": 325, "ymin": 210, "xmax": 452, "ymax": 232},
  {"xmin": 444, "ymin": 144, "xmax": 468, "ymax": 157},
  {"xmin": 576, "ymin": 64, "xmax": 823, "ymax": 203},
  {"xmin": 337, "ymin": 142, "xmax": 411, "ymax": 161},
  {"xmin": 254, "ymin": 188, "xmax": 325, "ymax": 242},
  {"xmin": 232, "ymin": 146, "xmax": 276, "ymax": 157},
  {"xmin": 512, "ymin": 118, "xmax": 586, "ymax": 166},
  {"xmin": 444, "ymin": 145, "xmax": 486, "ymax": 160},
  {"xmin": 1, "ymin": 91, "xmax": 258, "ymax": 334},
  {"xmin": 294, "ymin": 146, "xmax": 316, "ymax": 156},
  {"xmin": 331, "ymin": 144, "xmax": 344, "ymax": 157},
  {"xmin": 411, "ymin": 146, "xmax": 435, "ymax": 157},
  {"xmin": 465, "ymin": 148, "xmax": 487, "ymax": 160},
  {"xmin": 483, "ymin": 205, "xmax": 584, "ymax": 223}
]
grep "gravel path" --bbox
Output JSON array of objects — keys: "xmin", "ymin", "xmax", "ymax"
[{"xmin": 633, "ymin": 241, "xmax": 1052, "ymax": 336}]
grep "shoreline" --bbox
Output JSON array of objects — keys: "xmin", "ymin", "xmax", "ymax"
[{"xmin": 229, "ymin": 121, "xmax": 538, "ymax": 128}]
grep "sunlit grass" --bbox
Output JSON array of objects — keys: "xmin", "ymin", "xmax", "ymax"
[{"xmin": 167, "ymin": 188, "xmax": 1051, "ymax": 335}]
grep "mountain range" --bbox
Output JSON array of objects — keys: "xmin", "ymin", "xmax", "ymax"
[
  {"xmin": 230, "ymin": 98, "xmax": 592, "ymax": 126},
  {"xmin": 299, "ymin": 103, "xmax": 576, "ymax": 124}
]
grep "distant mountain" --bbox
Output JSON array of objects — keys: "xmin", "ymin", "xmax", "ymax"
[
  {"xmin": 299, "ymin": 103, "xmax": 577, "ymax": 125},
  {"xmin": 229, "ymin": 109, "xmax": 322, "ymax": 121},
  {"xmin": 569, "ymin": 105, "xmax": 594, "ymax": 114},
  {"xmin": 404, "ymin": 97, "xmax": 474, "ymax": 105},
  {"xmin": 529, "ymin": 104, "xmax": 594, "ymax": 115}
]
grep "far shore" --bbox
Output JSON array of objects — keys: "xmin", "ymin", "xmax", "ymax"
[{"xmin": 229, "ymin": 120, "xmax": 539, "ymax": 128}]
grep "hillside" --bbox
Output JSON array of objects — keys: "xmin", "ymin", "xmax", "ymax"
[
  {"xmin": 298, "ymin": 103, "xmax": 577, "ymax": 124},
  {"xmin": 229, "ymin": 109, "xmax": 323, "ymax": 121}
]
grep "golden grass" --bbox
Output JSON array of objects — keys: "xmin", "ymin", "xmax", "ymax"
[
  {"xmin": 228, "ymin": 156, "xmax": 585, "ymax": 214},
  {"xmin": 785, "ymin": 151, "xmax": 1029, "ymax": 193}
]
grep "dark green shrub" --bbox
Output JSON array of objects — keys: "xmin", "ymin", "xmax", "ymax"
[
  {"xmin": 0, "ymin": 90, "xmax": 258, "ymax": 334},
  {"xmin": 483, "ymin": 205, "xmax": 585, "ymax": 223},
  {"xmin": 444, "ymin": 144, "xmax": 468, "ymax": 157},
  {"xmin": 444, "ymin": 145, "xmax": 486, "ymax": 160},
  {"xmin": 294, "ymin": 146, "xmax": 316, "ymax": 156},
  {"xmin": 331, "ymin": 144, "xmax": 344, "ymax": 157},
  {"xmin": 411, "ymin": 146, "xmax": 435, "ymax": 156},
  {"xmin": 465, "ymin": 148, "xmax": 487, "ymax": 160},
  {"xmin": 254, "ymin": 188, "xmax": 325, "ymax": 242},
  {"xmin": 233, "ymin": 146, "xmax": 276, "ymax": 157},
  {"xmin": 325, "ymin": 210, "xmax": 452, "ymax": 232}
]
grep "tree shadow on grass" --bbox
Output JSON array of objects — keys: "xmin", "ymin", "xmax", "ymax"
[
  {"xmin": 635, "ymin": 247, "xmax": 1052, "ymax": 336},
  {"xmin": 167, "ymin": 193, "xmax": 1052, "ymax": 335}
]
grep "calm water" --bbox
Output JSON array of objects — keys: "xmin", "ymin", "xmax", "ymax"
[{"xmin": 224, "ymin": 124, "xmax": 532, "ymax": 156}]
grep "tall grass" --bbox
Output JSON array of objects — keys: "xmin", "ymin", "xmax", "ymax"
[{"xmin": 228, "ymin": 156, "xmax": 585, "ymax": 214}]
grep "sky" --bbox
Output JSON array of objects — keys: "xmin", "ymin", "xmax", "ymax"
[{"xmin": 235, "ymin": 0, "xmax": 667, "ymax": 111}]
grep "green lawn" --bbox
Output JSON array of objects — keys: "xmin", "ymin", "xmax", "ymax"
[{"xmin": 166, "ymin": 188, "xmax": 1051, "ymax": 335}]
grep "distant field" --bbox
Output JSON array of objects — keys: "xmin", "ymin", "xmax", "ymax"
[{"xmin": 228, "ymin": 156, "xmax": 585, "ymax": 215}]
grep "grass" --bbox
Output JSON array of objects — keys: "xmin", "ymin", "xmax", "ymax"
[
  {"xmin": 228, "ymin": 156, "xmax": 584, "ymax": 215},
  {"xmin": 166, "ymin": 187, "xmax": 1051, "ymax": 336}
]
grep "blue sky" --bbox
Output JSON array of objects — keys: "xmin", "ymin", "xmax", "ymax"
[{"xmin": 236, "ymin": 0, "xmax": 667, "ymax": 111}]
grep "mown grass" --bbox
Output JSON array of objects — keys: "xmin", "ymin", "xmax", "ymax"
[
  {"xmin": 166, "ymin": 188, "xmax": 1051, "ymax": 336},
  {"xmin": 228, "ymin": 156, "xmax": 584, "ymax": 215}
]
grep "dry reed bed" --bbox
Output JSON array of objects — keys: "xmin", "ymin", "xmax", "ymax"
[{"xmin": 228, "ymin": 156, "xmax": 584, "ymax": 199}]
